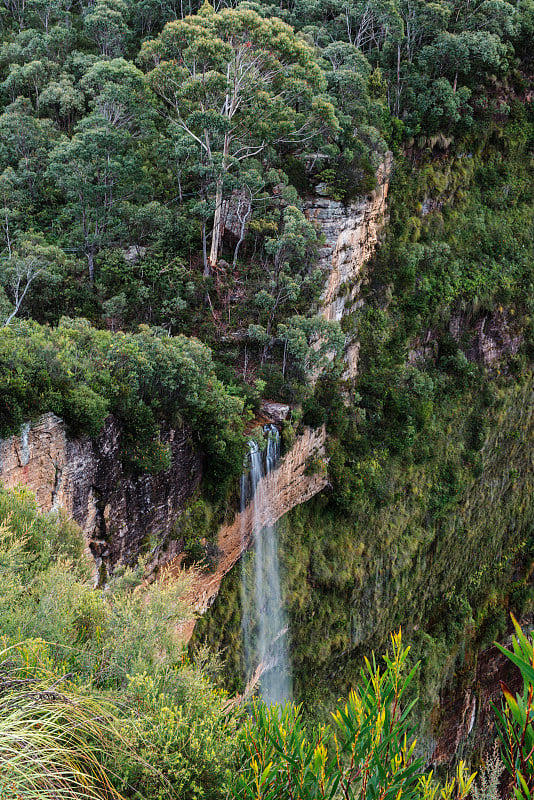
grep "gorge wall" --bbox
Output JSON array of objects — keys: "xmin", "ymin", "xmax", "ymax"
[
  {"xmin": 305, "ymin": 153, "xmax": 392, "ymax": 379},
  {"xmin": 175, "ymin": 424, "xmax": 328, "ymax": 628},
  {"xmin": 0, "ymin": 409, "xmax": 327, "ymax": 600},
  {"xmin": 0, "ymin": 413, "xmax": 202, "ymax": 572},
  {"xmin": 0, "ymin": 158, "xmax": 392, "ymax": 619},
  {"xmin": 186, "ymin": 158, "xmax": 394, "ymax": 622},
  {"xmin": 197, "ymin": 356, "xmax": 534, "ymax": 766}
]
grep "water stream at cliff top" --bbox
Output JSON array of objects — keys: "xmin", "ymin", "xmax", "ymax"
[{"xmin": 241, "ymin": 424, "xmax": 292, "ymax": 704}]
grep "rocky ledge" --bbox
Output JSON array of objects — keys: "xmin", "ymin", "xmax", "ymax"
[{"xmin": 167, "ymin": 423, "xmax": 328, "ymax": 640}]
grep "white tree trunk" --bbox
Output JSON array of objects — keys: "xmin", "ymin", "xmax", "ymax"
[
  {"xmin": 208, "ymin": 177, "xmax": 224, "ymax": 272},
  {"xmin": 208, "ymin": 131, "xmax": 231, "ymax": 273}
]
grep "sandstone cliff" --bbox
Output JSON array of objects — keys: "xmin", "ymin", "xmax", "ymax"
[
  {"xmin": 172, "ymin": 424, "xmax": 328, "ymax": 634},
  {"xmin": 0, "ymin": 408, "xmax": 327, "ymax": 606},
  {"xmin": 0, "ymin": 413, "xmax": 202, "ymax": 572},
  {"xmin": 430, "ymin": 627, "xmax": 526, "ymax": 768},
  {"xmin": 0, "ymin": 158, "xmax": 392, "ymax": 612},
  {"xmin": 409, "ymin": 308, "xmax": 523, "ymax": 368},
  {"xmin": 304, "ymin": 154, "xmax": 392, "ymax": 380},
  {"xmin": 180, "ymin": 166, "xmax": 394, "ymax": 623}
]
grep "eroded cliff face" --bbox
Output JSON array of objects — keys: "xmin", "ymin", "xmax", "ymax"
[
  {"xmin": 0, "ymin": 160, "xmax": 392, "ymax": 617},
  {"xmin": 187, "ymin": 162, "xmax": 393, "ymax": 629},
  {"xmin": 0, "ymin": 406, "xmax": 327, "ymax": 609},
  {"xmin": 171, "ymin": 424, "xmax": 328, "ymax": 639},
  {"xmin": 0, "ymin": 413, "xmax": 202, "ymax": 571},
  {"xmin": 430, "ymin": 636, "xmax": 523, "ymax": 768},
  {"xmin": 409, "ymin": 308, "xmax": 523, "ymax": 369},
  {"xmin": 304, "ymin": 154, "xmax": 392, "ymax": 380}
]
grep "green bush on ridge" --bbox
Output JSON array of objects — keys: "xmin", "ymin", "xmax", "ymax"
[{"xmin": 0, "ymin": 318, "xmax": 245, "ymax": 479}]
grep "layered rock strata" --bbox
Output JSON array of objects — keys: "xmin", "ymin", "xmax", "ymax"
[
  {"xmin": 304, "ymin": 153, "xmax": 392, "ymax": 380},
  {"xmin": 170, "ymin": 424, "xmax": 328, "ymax": 638},
  {"xmin": 0, "ymin": 413, "xmax": 202, "ymax": 570},
  {"xmin": 0, "ymin": 409, "xmax": 327, "ymax": 610}
]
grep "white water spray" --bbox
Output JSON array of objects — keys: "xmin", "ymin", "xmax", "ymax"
[{"xmin": 241, "ymin": 424, "xmax": 292, "ymax": 704}]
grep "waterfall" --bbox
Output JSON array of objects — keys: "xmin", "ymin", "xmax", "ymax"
[{"xmin": 241, "ymin": 424, "xmax": 292, "ymax": 704}]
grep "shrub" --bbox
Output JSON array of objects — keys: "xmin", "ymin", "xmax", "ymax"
[
  {"xmin": 0, "ymin": 640, "xmax": 124, "ymax": 800},
  {"xmin": 231, "ymin": 631, "xmax": 476, "ymax": 800},
  {"xmin": 0, "ymin": 319, "xmax": 245, "ymax": 478},
  {"xmin": 495, "ymin": 617, "xmax": 534, "ymax": 799}
]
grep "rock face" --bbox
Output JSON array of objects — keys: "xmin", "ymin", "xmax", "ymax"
[
  {"xmin": 431, "ymin": 632, "xmax": 524, "ymax": 767},
  {"xmin": 172, "ymin": 424, "xmax": 328, "ymax": 638},
  {"xmin": 450, "ymin": 309, "xmax": 523, "ymax": 367},
  {"xmin": 409, "ymin": 308, "xmax": 523, "ymax": 368},
  {"xmin": 0, "ymin": 158, "xmax": 391, "ymax": 612},
  {"xmin": 304, "ymin": 154, "xmax": 392, "ymax": 380},
  {"xmin": 0, "ymin": 408, "xmax": 327, "ymax": 606},
  {"xmin": 0, "ymin": 413, "xmax": 202, "ymax": 571},
  {"xmin": 260, "ymin": 402, "xmax": 290, "ymax": 424},
  {"xmin": 182, "ymin": 159, "xmax": 393, "ymax": 628}
]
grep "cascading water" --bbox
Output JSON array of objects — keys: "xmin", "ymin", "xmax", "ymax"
[{"xmin": 241, "ymin": 424, "xmax": 292, "ymax": 704}]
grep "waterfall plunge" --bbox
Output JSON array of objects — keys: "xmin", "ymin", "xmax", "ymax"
[{"xmin": 241, "ymin": 424, "xmax": 292, "ymax": 705}]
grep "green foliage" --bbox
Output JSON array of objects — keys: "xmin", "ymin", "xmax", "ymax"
[
  {"xmin": 1, "ymin": 0, "xmax": 534, "ymax": 790},
  {"xmin": 140, "ymin": 3, "xmax": 337, "ymax": 267},
  {"xmin": 319, "ymin": 149, "xmax": 377, "ymax": 203},
  {"xmin": 0, "ymin": 485, "xmax": 242, "ymax": 800},
  {"xmin": 0, "ymin": 318, "xmax": 245, "ymax": 478},
  {"xmin": 0, "ymin": 232, "xmax": 65, "ymax": 325},
  {"xmin": 116, "ymin": 669, "xmax": 241, "ymax": 800},
  {"xmin": 0, "ymin": 486, "xmax": 188, "ymax": 682},
  {"xmin": 495, "ymin": 618, "xmax": 534, "ymax": 799},
  {"xmin": 278, "ymin": 315, "xmax": 344, "ymax": 380},
  {"xmin": 198, "ymin": 368, "xmax": 534, "ymax": 738},
  {"xmin": 0, "ymin": 487, "xmax": 490, "ymax": 800},
  {"xmin": 231, "ymin": 632, "xmax": 475, "ymax": 800},
  {"xmin": 174, "ymin": 496, "xmax": 214, "ymax": 567},
  {"xmin": 0, "ymin": 641, "xmax": 124, "ymax": 800}
]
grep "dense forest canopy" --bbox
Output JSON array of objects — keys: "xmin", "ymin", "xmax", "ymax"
[
  {"xmin": 0, "ymin": 0, "xmax": 532, "ymax": 451},
  {"xmin": 0, "ymin": 0, "xmax": 531, "ymax": 326}
]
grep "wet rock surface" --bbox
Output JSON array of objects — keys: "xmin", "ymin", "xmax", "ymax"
[{"xmin": 170, "ymin": 424, "xmax": 328, "ymax": 640}]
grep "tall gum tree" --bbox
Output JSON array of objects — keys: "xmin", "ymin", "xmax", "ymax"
[{"xmin": 140, "ymin": 1, "xmax": 338, "ymax": 274}]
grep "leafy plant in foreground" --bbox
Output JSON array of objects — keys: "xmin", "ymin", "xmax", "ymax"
[
  {"xmin": 0, "ymin": 640, "xmax": 125, "ymax": 800},
  {"xmin": 232, "ymin": 630, "xmax": 475, "ymax": 800},
  {"xmin": 495, "ymin": 616, "xmax": 534, "ymax": 799}
]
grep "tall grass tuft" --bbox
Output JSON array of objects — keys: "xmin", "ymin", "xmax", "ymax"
[{"xmin": 0, "ymin": 641, "xmax": 125, "ymax": 800}]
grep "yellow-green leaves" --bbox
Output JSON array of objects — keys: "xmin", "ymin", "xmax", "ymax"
[
  {"xmin": 232, "ymin": 630, "xmax": 476, "ymax": 800},
  {"xmin": 495, "ymin": 617, "xmax": 534, "ymax": 798}
]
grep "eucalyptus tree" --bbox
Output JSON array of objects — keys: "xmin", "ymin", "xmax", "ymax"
[
  {"xmin": 1, "ymin": 57, "xmax": 57, "ymax": 104},
  {"xmin": 80, "ymin": 57, "xmax": 154, "ymax": 136},
  {"xmin": 0, "ymin": 168, "xmax": 22, "ymax": 257},
  {"xmin": 46, "ymin": 60, "xmax": 152, "ymax": 282},
  {"xmin": 0, "ymin": 98, "xmax": 58, "ymax": 203},
  {"xmin": 46, "ymin": 112, "xmax": 142, "ymax": 282},
  {"xmin": 83, "ymin": 0, "xmax": 130, "ymax": 57},
  {"xmin": 38, "ymin": 74, "xmax": 84, "ymax": 132},
  {"xmin": 0, "ymin": 235, "xmax": 65, "ymax": 325},
  {"xmin": 248, "ymin": 204, "xmax": 326, "ymax": 365},
  {"xmin": 140, "ymin": 1, "xmax": 337, "ymax": 274}
]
